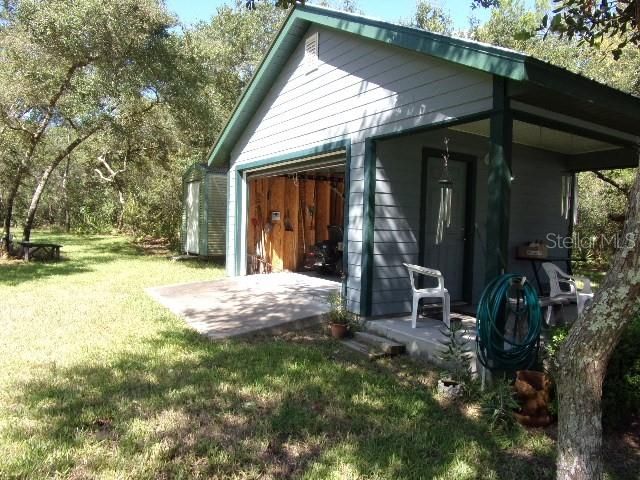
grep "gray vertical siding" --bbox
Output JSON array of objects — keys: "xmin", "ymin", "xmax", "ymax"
[
  {"xmin": 372, "ymin": 128, "xmax": 570, "ymax": 317},
  {"xmin": 206, "ymin": 172, "xmax": 227, "ymax": 256},
  {"xmin": 226, "ymin": 26, "xmax": 493, "ymax": 313},
  {"xmin": 181, "ymin": 166, "xmax": 228, "ymax": 258},
  {"xmin": 508, "ymin": 150, "xmax": 570, "ymax": 276}
]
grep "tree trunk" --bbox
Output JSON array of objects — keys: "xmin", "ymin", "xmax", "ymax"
[
  {"xmin": 22, "ymin": 130, "xmax": 96, "ymax": 241},
  {"xmin": 556, "ymin": 160, "xmax": 640, "ymax": 480},
  {"xmin": 2, "ymin": 163, "xmax": 25, "ymax": 250},
  {"xmin": 116, "ymin": 186, "xmax": 125, "ymax": 230},
  {"xmin": 23, "ymin": 163, "xmax": 57, "ymax": 241},
  {"xmin": 62, "ymin": 156, "xmax": 71, "ymax": 232}
]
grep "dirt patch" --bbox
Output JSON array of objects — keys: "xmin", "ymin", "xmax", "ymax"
[
  {"xmin": 604, "ymin": 418, "xmax": 640, "ymax": 479},
  {"xmin": 136, "ymin": 236, "xmax": 172, "ymax": 256}
]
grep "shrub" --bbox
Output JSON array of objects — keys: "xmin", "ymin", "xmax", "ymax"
[
  {"xmin": 546, "ymin": 318, "xmax": 640, "ymax": 430},
  {"xmin": 481, "ymin": 378, "xmax": 520, "ymax": 432}
]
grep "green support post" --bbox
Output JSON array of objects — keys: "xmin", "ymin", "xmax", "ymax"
[{"xmin": 485, "ymin": 76, "xmax": 513, "ymax": 283}]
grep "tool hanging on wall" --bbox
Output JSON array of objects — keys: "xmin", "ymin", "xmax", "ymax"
[
  {"xmin": 255, "ymin": 202, "xmax": 265, "ymax": 264},
  {"xmin": 284, "ymin": 209, "xmax": 294, "ymax": 231},
  {"xmin": 329, "ymin": 181, "xmax": 345, "ymax": 200},
  {"xmin": 330, "ymin": 180, "xmax": 344, "ymax": 223},
  {"xmin": 264, "ymin": 184, "xmax": 273, "ymax": 234},
  {"xmin": 299, "ymin": 179, "xmax": 307, "ymax": 254},
  {"xmin": 309, "ymin": 181, "xmax": 316, "ymax": 230}
]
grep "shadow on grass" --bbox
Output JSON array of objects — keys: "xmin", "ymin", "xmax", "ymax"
[
  {"xmin": 0, "ymin": 235, "xmax": 144, "ymax": 286},
  {"xmin": 5, "ymin": 327, "xmax": 555, "ymax": 479},
  {"xmin": 177, "ymin": 257, "xmax": 226, "ymax": 271}
]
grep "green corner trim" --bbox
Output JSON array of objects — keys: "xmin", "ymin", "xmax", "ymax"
[
  {"xmin": 342, "ymin": 141, "xmax": 352, "ymax": 302},
  {"xmin": 360, "ymin": 138, "xmax": 376, "ymax": 317},
  {"xmin": 234, "ymin": 170, "xmax": 243, "ymax": 276},
  {"xmin": 225, "ymin": 171, "xmax": 233, "ymax": 271},
  {"xmin": 204, "ymin": 173, "xmax": 210, "ymax": 255}
]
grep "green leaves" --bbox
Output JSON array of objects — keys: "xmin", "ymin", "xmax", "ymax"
[
  {"xmin": 549, "ymin": 0, "xmax": 640, "ymax": 55},
  {"xmin": 414, "ymin": 1, "xmax": 454, "ymax": 35}
]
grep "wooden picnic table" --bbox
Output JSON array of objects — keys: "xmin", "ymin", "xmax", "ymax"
[{"xmin": 18, "ymin": 241, "xmax": 62, "ymax": 261}]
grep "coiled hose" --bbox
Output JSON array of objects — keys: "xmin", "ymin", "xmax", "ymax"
[{"xmin": 476, "ymin": 274, "xmax": 542, "ymax": 371}]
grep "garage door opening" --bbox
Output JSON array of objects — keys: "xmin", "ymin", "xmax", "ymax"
[{"xmin": 246, "ymin": 152, "xmax": 346, "ymax": 279}]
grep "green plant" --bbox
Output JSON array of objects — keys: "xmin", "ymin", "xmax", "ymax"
[
  {"xmin": 481, "ymin": 378, "xmax": 520, "ymax": 432},
  {"xmin": 544, "ymin": 325, "xmax": 570, "ymax": 370},
  {"xmin": 438, "ymin": 321, "xmax": 472, "ymax": 384},
  {"xmin": 326, "ymin": 291, "xmax": 352, "ymax": 326}
]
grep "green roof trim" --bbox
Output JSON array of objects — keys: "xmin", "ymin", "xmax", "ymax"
[{"xmin": 207, "ymin": 4, "xmax": 640, "ymax": 167}]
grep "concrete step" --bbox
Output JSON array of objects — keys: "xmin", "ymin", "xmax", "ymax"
[
  {"xmin": 340, "ymin": 339, "xmax": 392, "ymax": 361},
  {"xmin": 340, "ymin": 339, "xmax": 370, "ymax": 355},
  {"xmin": 353, "ymin": 331, "xmax": 406, "ymax": 355},
  {"xmin": 364, "ymin": 317, "xmax": 478, "ymax": 374}
]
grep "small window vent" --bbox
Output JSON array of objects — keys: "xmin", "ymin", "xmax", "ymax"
[{"xmin": 304, "ymin": 32, "xmax": 319, "ymax": 70}]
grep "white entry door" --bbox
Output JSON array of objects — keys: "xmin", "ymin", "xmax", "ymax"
[
  {"xmin": 423, "ymin": 158, "xmax": 468, "ymax": 301},
  {"xmin": 186, "ymin": 181, "xmax": 200, "ymax": 254}
]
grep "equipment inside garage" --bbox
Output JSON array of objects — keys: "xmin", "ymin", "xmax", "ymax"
[{"xmin": 246, "ymin": 154, "xmax": 345, "ymax": 277}]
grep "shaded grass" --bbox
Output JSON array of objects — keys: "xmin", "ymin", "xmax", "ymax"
[{"xmin": 0, "ymin": 234, "xmax": 561, "ymax": 478}]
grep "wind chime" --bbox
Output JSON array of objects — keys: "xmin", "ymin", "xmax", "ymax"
[
  {"xmin": 436, "ymin": 137, "xmax": 454, "ymax": 245},
  {"xmin": 561, "ymin": 174, "xmax": 577, "ymax": 224}
]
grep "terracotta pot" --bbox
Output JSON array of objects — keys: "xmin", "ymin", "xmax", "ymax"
[
  {"xmin": 514, "ymin": 370, "xmax": 555, "ymax": 427},
  {"xmin": 329, "ymin": 323, "xmax": 348, "ymax": 338}
]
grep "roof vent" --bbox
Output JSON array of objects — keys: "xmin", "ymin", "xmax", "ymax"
[{"xmin": 304, "ymin": 32, "xmax": 319, "ymax": 70}]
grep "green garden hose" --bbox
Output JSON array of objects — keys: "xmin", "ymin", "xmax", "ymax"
[{"xmin": 476, "ymin": 274, "xmax": 542, "ymax": 371}]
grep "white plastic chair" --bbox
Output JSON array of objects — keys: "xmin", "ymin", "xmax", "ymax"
[
  {"xmin": 403, "ymin": 263, "xmax": 450, "ymax": 329},
  {"xmin": 542, "ymin": 262, "xmax": 594, "ymax": 322}
]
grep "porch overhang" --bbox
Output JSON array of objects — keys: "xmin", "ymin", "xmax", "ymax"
[
  {"xmin": 206, "ymin": 4, "xmax": 640, "ymax": 169},
  {"xmin": 566, "ymin": 148, "xmax": 638, "ymax": 172}
]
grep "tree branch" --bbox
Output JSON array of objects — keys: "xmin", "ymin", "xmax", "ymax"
[
  {"xmin": 32, "ymin": 60, "xmax": 90, "ymax": 145},
  {"xmin": 94, "ymin": 151, "xmax": 128, "ymax": 183},
  {"xmin": 592, "ymin": 170, "xmax": 630, "ymax": 196}
]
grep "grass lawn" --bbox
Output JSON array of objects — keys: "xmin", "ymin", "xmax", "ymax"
[{"xmin": 0, "ymin": 233, "xmax": 625, "ymax": 479}]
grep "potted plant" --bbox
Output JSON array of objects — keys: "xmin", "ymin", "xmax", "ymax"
[{"xmin": 326, "ymin": 292, "xmax": 352, "ymax": 339}]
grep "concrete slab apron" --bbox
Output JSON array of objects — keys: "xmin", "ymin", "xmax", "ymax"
[{"xmin": 146, "ymin": 272, "xmax": 340, "ymax": 340}]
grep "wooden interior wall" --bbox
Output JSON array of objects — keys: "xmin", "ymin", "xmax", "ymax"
[{"xmin": 248, "ymin": 174, "xmax": 344, "ymax": 273}]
